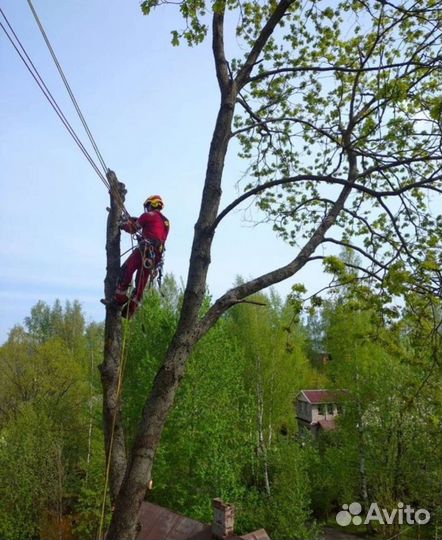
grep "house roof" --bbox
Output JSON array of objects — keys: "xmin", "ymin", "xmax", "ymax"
[
  {"xmin": 298, "ymin": 389, "xmax": 346, "ymax": 404},
  {"xmin": 136, "ymin": 501, "xmax": 270, "ymax": 540},
  {"xmin": 136, "ymin": 501, "xmax": 210, "ymax": 540},
  {"xmin": 242, "ymin": 529, "xmax": 271, "ymax": 540}
]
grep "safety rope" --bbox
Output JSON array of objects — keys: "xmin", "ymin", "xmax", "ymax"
[
  {"xmin": 97, "ymin": 260, "xmax": 151, "ymax": 538},
  {"xmin": 25, "ymin": 1, "xmax": 132, "ymax": 218},
  {"xmin": 98, "ymin": 315, "xmax": 133, "ymax": 540}
]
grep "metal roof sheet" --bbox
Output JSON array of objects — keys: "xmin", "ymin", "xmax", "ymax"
[
  {"xmin": 136, "ymin": 501, "xmax": 271, "ymax": 540},
  {"xmin": 300, "ymin": 389, "xmax": 345, "ymax": 404}
]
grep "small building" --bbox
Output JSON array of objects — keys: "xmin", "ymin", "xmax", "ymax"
[
  {"xmin": 136, "ymin": 497, "xmax": 270, "ymax": 540},
  {"xmin": 296, "ymin": 389, "xmax": 345, "ymax": 436}
]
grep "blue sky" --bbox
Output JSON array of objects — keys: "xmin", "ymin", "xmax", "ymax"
[{"xmin": 0, "ymin": 1, "xmax": 330, "ymax": 342}]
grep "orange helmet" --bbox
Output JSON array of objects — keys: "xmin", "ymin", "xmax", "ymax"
[{"xmin": 144, "ymin": 195, "xmax": 164, "ymax": 210}]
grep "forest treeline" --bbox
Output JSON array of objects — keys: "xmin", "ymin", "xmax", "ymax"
[{"xmin": 0, "ymin": 274, "xmax": 440, "ymax": 540}]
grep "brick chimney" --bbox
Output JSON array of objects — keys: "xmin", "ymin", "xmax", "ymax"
[{"xmin": 211, "ymin": 498, "xmax": 235, "ymax": 539}]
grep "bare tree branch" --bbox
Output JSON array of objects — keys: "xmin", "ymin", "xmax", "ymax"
[
  {"xmin": 231, "ymin": 114, "xmax": 341, "ymax": 144},
  {"xmin": 199, "ymin": 175, "xmax": 356, "ymax": 338},
  {"xmin": 212, "ymin": 7, "xmax": 230, "ymax": 94},
  {"xmin": 213, "ymin": 169, "xmax": 442, "ymax": 230},
  {"xmin": 247, "ymin": 57, "xmax": 442, "ymax": 85}
]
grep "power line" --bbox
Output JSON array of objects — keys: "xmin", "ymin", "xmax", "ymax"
[
  {"xmin": 0, "ymin": 8, "xmax": 110, "ymax": 189},
  {"xmin": 1, "ymin": 7, "xmax": 131, "ymax": 217},
  {"xmin": 27, "ymin": 0, "xmax": 108, "ymax": 175}
]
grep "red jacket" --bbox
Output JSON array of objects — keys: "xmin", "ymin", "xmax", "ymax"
[
  {"xmin": 137, "ymin": 211, "xmax": 169, "ymax": 244},
  {"xmin": 123, "ymin": 211, "xmax": 170, "ymax": 245}
]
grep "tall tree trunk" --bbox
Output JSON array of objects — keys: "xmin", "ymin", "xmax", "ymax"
[
  {"xmin": 357, "ymin": 426, "xmax": 373, "ymax": 534},
  {"xmin": 99, "ymin": 171, "xmax": 128, "ymax": 504},
  {"xmin": 105, "ymin": 31, "xmax": 238, "ymax": 536},
  {"xmin": 105, "ymin": 4, "xmax": 322, "ymax": 537},
  {"xmin": 105, "ymin": 82, "xmax": 237, "ymax": 537}
]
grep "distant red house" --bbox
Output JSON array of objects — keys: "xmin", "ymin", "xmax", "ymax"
[
  {"xmin": 136, "ymin": 498, "xmax": 270, "ymax": 540},
  {"xmin": 296, "ymin": 389, "xmax": 346, "ymax": 435}
]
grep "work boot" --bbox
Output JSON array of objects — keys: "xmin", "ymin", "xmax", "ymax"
[{"xmin": 114, "ymin": 287, "xmax": 129, "ymax": 306}]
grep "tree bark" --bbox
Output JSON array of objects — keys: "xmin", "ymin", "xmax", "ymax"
[
  {"xmin": 105, "ymin": 10, "xmax": 239, "ymax": 537},
  {"xmin": 105, "ymin": 3, "xmax": 312, "ymax": 538},
  {"xmin": 99, "ymin": 170, "xmax": 128, "ymax": 504},
  {"xmin": 106, "ymin": 83, "xmax": 238, "ymax": 540}
]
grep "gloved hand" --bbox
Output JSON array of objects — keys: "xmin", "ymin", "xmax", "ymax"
[{"xmin": 120, "ymin": 217, "xmax": 138, "ymax": 234}]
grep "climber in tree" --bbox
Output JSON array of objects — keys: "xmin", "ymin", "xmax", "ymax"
[{"xmin": 114, "ymin": 195, "xmax": 170, "ymax": 318}]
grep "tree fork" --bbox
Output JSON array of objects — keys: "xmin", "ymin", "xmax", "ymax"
[
  {"xmin": 105, "ymin": 92, "xmax": 237, "ymax": 540},
  {"xmin": 106, "ymin": 3, "xmax": 303, "ymax": 537},
  {"xmin": 105, "ymin": 69, "xmax": 238, "ymax": 540}
]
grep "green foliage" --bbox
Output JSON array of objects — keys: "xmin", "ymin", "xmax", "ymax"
[
  {"xmin": 264, "ymin": 441, "xmax": 319, "ymax": 540},
  {"xmin": 227, "ymin": 290, "xmax": 311, "ymax": 438},
  {"xmin": 122, "ymin": 279, "xmax": 249, "ymax": 520},
  {"xmin": 428, "ymin": 96, "xmax": 442, "ymax": 121},
  {"xmin": 141, "ymin": 0, "xmax": 209, "ymax": 46},
  {"xmin": 323, "ymin": 256, "xmax": 347, "ymax": 276},
  {"xmin": 134, "ymin": 0, "xmax": 438, "ymax": 300},
  {"xmin": 122, "ymin": 279, "xmax": 179, "ymax": 443},
  {"xmin": 304, "ymin": 275, "xmax": 442, "ymax": 537},
  {"xmin": 1, "ymin": 276, "xmax": 440, "ymax": 538},
  {"xmin": 152, "ymin": 317, "xmax": 249, "ymax": 520},
  {"xmin": 72, "ymin": 434, "xmax": 109, "ymax": 540},
  {"xmin": 0, "ymin": 300, "xmax": 105, "ymax": 540},
  {"xmin": 238, "ymin": 441, "xmax": 320, "ymax": 540},
  {"xmin": 24, "ymin": 299, "xmax": 86, "ymax": 354},
  {"xmin": 0, "ymin": 407, "xmax": 61, "ymax": 540},
  {"xmin": 121, "ymin": 281, "xmax": 322, "ymax": 537}
]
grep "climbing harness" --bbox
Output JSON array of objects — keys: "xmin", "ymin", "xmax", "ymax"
[
  {"xmin": 140, "ymin": 240, "xmax": 156, "ymax": 270},
  {"xmin": 140, "ymin": 237, "xmax": 165, "ymax": 290},
  {"xmin": 130, "ymin": 230, "xmax": 165, "ymax": 283}
]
